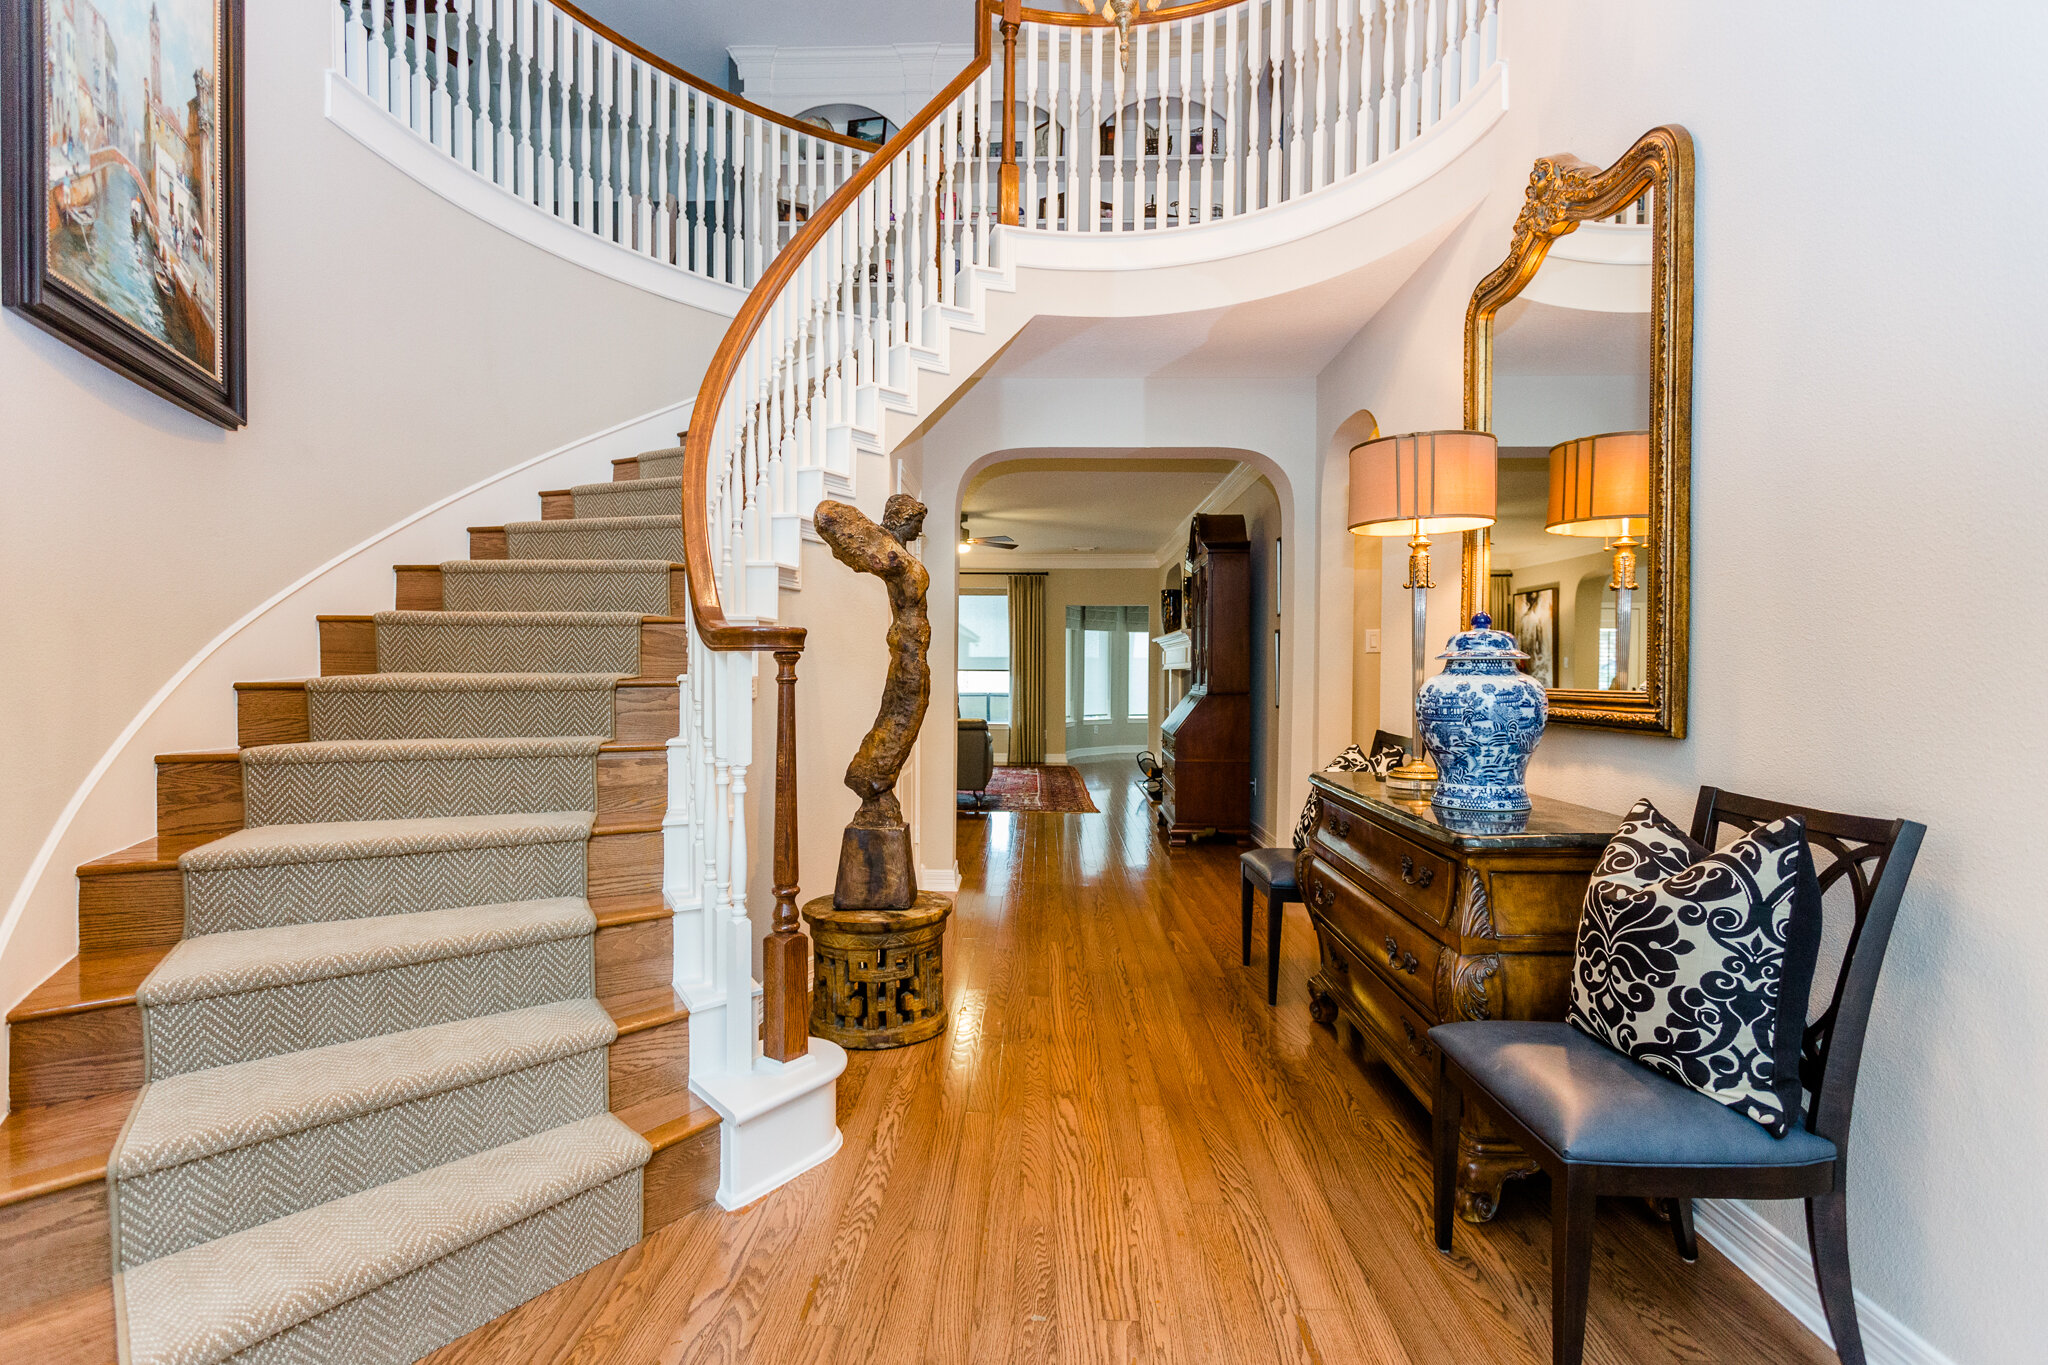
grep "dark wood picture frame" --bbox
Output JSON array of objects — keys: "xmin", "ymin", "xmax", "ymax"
[{"xmin": 2, "ymin": 0, "xmax": 245, "ymax": 427}]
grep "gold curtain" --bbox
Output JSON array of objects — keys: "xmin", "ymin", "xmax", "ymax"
[
  {"xmin": 1489, "ymin": 572, "xmax": 1514, "ymax": 631},
  {"xmin": 1008, "ymin": 573, "xmax": 1047, "ymax": 765}
]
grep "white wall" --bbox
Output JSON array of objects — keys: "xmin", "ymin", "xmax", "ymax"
[
  {"xmin": 570, "ymin": 0, "xmax": 979, "ymax": 88},
  {"xmin": 0, "ymin": 2, "xmax": 730, "ymax": 1105},
  {"xmin": 1317, "ymin": 3, "xmax": 2048, "ymax": 1361}
]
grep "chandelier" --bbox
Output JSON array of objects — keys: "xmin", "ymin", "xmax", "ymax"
[{"xmin": 1078, "ymin": 0, "xmax": 1164, "ymax": 64}]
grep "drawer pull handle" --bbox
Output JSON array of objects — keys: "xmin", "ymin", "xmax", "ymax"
[
  {"xmin": 1401, "ymin": 1017, "xmax": 1435, "ymax": 1059},
  {"xmin": 1400, "ymin": 855, "xmax": 1435, "ymax": 889},
  {"xmin": 1327, "ymin": 814, "xmax": 1352, "ymax": 838},
  {"xmin": 1383, "ymin": 937, "xmax": 1419, "ymax": 975},
  {"xmin": 1307, "ymin": 881, "xmax": 1333, "ymax": 911}
]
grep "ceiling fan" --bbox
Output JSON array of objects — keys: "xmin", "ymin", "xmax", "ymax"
[{"xmin": 958, "ymin": 515, "xmax": 1017, "ymax": 553}]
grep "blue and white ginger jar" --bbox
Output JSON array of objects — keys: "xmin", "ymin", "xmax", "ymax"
[{"xmin": 1418, "ymin": 614, "xmax": 1547, "ymax": 812}]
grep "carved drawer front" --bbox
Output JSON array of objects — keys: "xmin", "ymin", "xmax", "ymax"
[
  {"xmin": 1303, "ymin": 857, "xmax": 1443, "ymax": 1017},
  {"xmin": 1325, "ymin": 929, "xmax": 1440, "ymax": 1096},
  {"xmin": 1314, "ymin": 803, "xmax": 1456, "ymax": 927}
]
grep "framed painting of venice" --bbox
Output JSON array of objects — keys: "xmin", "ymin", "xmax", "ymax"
[{"xmin": 3, "ymin": 0, "xmax": 244, "ymax": 426}]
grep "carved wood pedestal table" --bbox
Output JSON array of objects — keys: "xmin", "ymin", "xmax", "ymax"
[
  {"xmin": 1298, "ymin": 774, "xmax": 1620, "ymax": 1221},
  {"xmin": 802, "ymin": 892, "xmax": 953, "ymax": 1049}
]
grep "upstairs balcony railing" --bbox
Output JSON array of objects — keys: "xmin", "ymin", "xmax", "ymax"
[
  {"xmin": 330, "ymin": 1, "xmax": 873, "ymax": 289},
  {"xmin": 998, "ymin": 0, "xmax": 1499, "ymax": 231}
]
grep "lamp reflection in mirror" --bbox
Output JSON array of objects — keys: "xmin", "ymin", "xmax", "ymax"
[
  {"xmin": 1348, "ymin": 431, "xmax": 1499, "ymax": 797},
  {"xmin": 1545, "ymin": 432, "xmax": 1650, "ymax": 690}
]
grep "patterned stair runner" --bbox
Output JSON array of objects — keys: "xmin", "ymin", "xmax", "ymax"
[{"xmin": 109, "ymin": 446, "xmax": 690, "ymax": 1365}]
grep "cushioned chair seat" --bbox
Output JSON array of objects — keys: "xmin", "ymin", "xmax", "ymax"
[
  {"xmin": 1430, "ymin": 1020, "xmax": 1838, "ymax": 1169},
  {"xmin": 1240, "ymin": 847, "xmax": 1298, "ymax": 890}
]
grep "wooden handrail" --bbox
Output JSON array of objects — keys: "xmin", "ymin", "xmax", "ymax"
[
  {"xmin": 681, "ymin": 2, "xmax": 993, "ymax": 1065},
  {"xmin": 996, "ymin": 0, "xmax": 1258, "ymax": 28},
  {"xmin": 550, "ymin": 0, "xmax": 877, "ymax": 150},
  {"xmin": 681, "ymin": 4, "xmax": 993, "ymax": 654}
]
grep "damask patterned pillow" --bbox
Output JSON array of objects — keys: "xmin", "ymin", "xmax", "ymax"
[{"xmin": 1567, "ymin": 799, "xmax": 1823, "ymax": 1136}]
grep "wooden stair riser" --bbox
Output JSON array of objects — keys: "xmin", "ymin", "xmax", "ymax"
[
  {"xmin": 539, "ymin": 490, "xmax": 575, "ymax": 519},
  {"xmin": 0, "ymin": 1011, "xmax": 699, "ymax": 1342},
  {"xmin": 611, "ymin": 456, "xmax": 640, "ymax": 481},
  {"xmin": 389, "ymin": 565, "xmax": 686, "ymax": 616},
  {"xmin": 467, "ymin": 526, "xmax": 508, "ymax": 560},
  {"xmin": 608, "ymin": 1012, "xmax": 689, "ymax": 1112},
  {"xmin": 8, "ymin": 911, "xmax": 675, "ymax": 1110},
  {"xmin": 317, "ymin": 616, "xmax": 688, "ymax": 678},
  {"xmin": 155, "ymin": 748, "xmax": 668, "ymax": 849},
  {"xmin": 642, "ymin": 1121, "xmax": 718, "ymax": 1230},
  {"xmin": 234, "ymin": 680, "xmax": 680, "ymax": 748}
]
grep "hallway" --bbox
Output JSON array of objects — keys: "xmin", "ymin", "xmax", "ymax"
[{"xmin": 428, "ymin": 760, "xmax": 1834, "ymax": 1365}]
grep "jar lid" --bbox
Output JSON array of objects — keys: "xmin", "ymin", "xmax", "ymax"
[{"xmin": 1437, "ymin": 612, "xmax": 1529, "ymax": 661}]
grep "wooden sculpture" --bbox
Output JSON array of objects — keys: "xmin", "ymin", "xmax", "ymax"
[
  {"xmin": 813, "ymin": 493, "xmax": 932, "ymax": 909},
  {"xmin": 804, "ymin": 494, "xmax": 953, "ymax": 1047}
]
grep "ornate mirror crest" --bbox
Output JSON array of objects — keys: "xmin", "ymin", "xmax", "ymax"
[{"xmin": 1461, "ymin": 124, "xmax": 1694, "ymax": 735}]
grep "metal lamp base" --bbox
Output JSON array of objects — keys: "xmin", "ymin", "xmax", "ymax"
[{"xmin": 1383, "ymin": 756, "xmax": 1439, "ymax": 800}]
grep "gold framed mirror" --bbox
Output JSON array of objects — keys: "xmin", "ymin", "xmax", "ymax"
[{"xmin": 1461, "ymin": 125, "xmax": 1693, "ymax": 736}]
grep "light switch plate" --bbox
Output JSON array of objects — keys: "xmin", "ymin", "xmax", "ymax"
[{"xmin": 1365, "ymin": 629, "xmax": 1382, "ymax": 653}]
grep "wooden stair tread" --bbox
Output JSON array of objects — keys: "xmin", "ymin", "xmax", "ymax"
[
  {"xmin": 613, "ymin": 1090, "xmax": 718, "ymax": 1152},
  {"xmin": 77, "ymin": 837, "xmax": 173, "ymax": 876},
  {"xmin": 603, "ymin": 987, "xmax": 686, "ymax": 1035},
  {"xmin": 590, "ymin": 898, "xmax": 671, "ymax": 930},
  {"xmin": 9, "ymin": 946, "xmax": 169, "ymax": 1023},
  {"xmin": 0, "ymin": 1090, "xmax": 134, "ymax": 1208}
]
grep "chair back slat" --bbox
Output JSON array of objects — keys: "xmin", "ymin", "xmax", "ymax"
[{"xmin": 1688, "ymin": 787, "xmax": 1925, "ymax": 1151}]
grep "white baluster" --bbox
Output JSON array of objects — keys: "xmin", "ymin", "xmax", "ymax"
[
  {"xmin": 392, "ymin": 0, "xmax": 412, "ymax": 125},
  {"xmin": 1421, "ymin": 0, "xmax": 1442, "ymax": 130},
  {"xmin": 536, "ymin": 7, "xmax": 556, "ymax": 215},
  {"xmin": 1022, "ymin": 22, "xmax": 1040, "ymax": 231},
  {"xmin": 1261, "ymin": 0, "xmax": 1277, "ymax": 206},
  {"xmin": 1198, "ymin": 14, "xmax": 1216, "ymax": 224},
  {"xmin": 577, "ymin": 34, "xmax": 596, "ymax": 231},
  {"xmin": 1062, "ymin": 29, "xmax": 1079, "ymax": 232},
  {"xmin": 1289, "ymin": 0, "xmax": 1308, "ymax": 199},
  {"xmin": 653, "ymin": 76, "xmax": 672, "ymax": 263},
  {"xmin": 1461, "ymin": 0, "xmax": 1481, "ymax": 89},
  {"xmin": 1223, "ymin": 7, "xmax": 1241, "ymax": 218},
  {"xmin": 1151, "ymin": 23, "xmax": 1170, "ymax": 231},
  {"xmin": 1311, "ymin": 0, "xmax": 1330, "ymax": 190},
  {"xmin": 490, "ymin": 1, "xmax": 513, "ymax": 182},
  {"xmin": 1398, "ymin": 0, "xmax": 1419, "ymax": 150},
  {"xmin": 1333, "ymin": 0, "xmax": 1354, "ymax": 178},
  {"xmin": 1377, "ymin": 0, "xmax": 1397, "ymax": 160},
  {"xmin": 1174, "ymin": 18, "xmax": 1191, "ymax": 227},
  {"xmin": 341, "ymin": 0, "xmax": 364, "ymax": 89},
  {"xmin": 709, "ymin": 102, "xmax": 727, "ymax": 282},
  {"xmin": 691, "ymin": 95, "xmax": 708, "ymax": 275},
  {"xmin": 1482, "ymin": 0, "xmax": 1498, "ymax": 68}
]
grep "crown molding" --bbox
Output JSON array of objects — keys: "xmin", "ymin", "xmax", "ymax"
[
  {"xmin": 972, "ymin": 550, "xmax": 1164, "ymax": 572},
  {"xmin": 1152, "ymin": 461, "xmax": 1262, "ymax": 565}
]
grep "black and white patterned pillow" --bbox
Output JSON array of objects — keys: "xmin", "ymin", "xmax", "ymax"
[
  {"xmin": 1567, "ymin": 799, "xmax": 1823, "ymax": 1136},
  {"xmin": 1292, "ymin": 745, "xmax": 1377, "ymax": 851}
]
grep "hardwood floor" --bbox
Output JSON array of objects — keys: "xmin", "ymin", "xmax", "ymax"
[{"xmin": 427, "ymin": 760, "xmax": 1835, "ymax": 1365}]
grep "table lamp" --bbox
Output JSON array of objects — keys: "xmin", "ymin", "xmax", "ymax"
[
  {"xmin": 1545, "ymin": 431, "xmax": 1650, "ymax": 690},
  {"xmin": 1349, "ymin": 430, "xmax": 1499, "ymax": 797}
]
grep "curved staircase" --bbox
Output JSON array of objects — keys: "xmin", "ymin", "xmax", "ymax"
[{"xmin": 0, "ymin": 448, "xmax": 715, "ymax": 1365}]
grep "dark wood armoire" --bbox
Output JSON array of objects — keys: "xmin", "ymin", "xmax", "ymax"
[{"xmin": 1158, "ymin": 514, "xmax": 1252, "ymax": 845}]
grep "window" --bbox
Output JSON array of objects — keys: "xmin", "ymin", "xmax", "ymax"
[
  {"xmin": 1128, "ymin": 632, "xmax": 1149, "ymax": 719},
  {"xmin": 1065, "ymin": 605, "xmax": 1152, "ymax": 742},
  {"xmin": 959, "ymin": 591, "xmax": 1011, "ymax": 725}
]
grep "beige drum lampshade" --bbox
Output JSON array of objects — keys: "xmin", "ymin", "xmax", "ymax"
[
  {"xmin": 1347, "ymin": 430, "xmax": 1499, "ymax": 536},
  {"xmin": 1546, "ymin": 431, "xmax": 1650, "ymax": 537}
]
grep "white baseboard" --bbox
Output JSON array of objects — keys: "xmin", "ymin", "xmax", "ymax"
[
  {"xmin": 1045, "ymin": 751, "xmax": 1068, "ymax": 765},
  {"xmin": 918, "ymin": 863, "xmax": 962, "ymax": 893},
  {"xmin": 1695, "ymin": 1199, "xmax": 1955, "ymax": 1365}
]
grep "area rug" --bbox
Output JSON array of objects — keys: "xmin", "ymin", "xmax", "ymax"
[{"xmin": 973, "ymin": 765, "xmax": 1100, "ymax": 814}]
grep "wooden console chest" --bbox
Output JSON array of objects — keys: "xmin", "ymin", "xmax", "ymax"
[{"xmin": 1298, "ymin": 773, "xmax": 1619, "ymax": 1220}]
